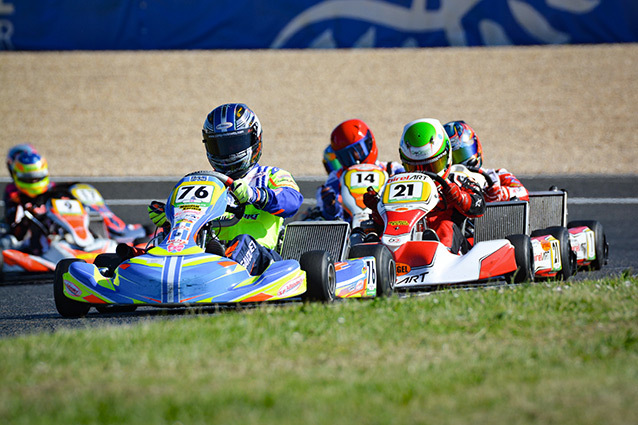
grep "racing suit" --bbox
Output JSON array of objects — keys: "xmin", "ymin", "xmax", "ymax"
[
  {"xmin": 482, "ymin": 168, "xmax": 529, "ymax": 202},
  {"xmin": 213, "ymin": 164, "xmax": 303, "ymax": 275},
  {"xmin": 426, "ymin": 169, "xmax": 486, "ymax": 254},
  {"xmin": 316, "ymin": 160, "xmax": 404, "ymax": 221}
]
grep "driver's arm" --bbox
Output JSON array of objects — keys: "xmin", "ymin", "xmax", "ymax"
[
  {"xmin": 443, "ymin": 174, "xmax": 486, "ymax": 218},
  {"xmin": 257, "ymin": 168, "xmax": 303, "ymax": 218}
]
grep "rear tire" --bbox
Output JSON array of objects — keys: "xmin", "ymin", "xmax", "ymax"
[
  {"xmin": 505, "ymin": 234, "xmax": 534, "ymax": 283},
  {"xmin": 300, "ymin": 250, "xmax": 336, "ymax": 302},
  {"xmin": 54, "ymin": 258, "xmax": 91, "ymax": 318},
  {"xmin": 349, "ymin": 243, "xmax": 396, "ymax": 297},
  {"xmin": 531, "ymin": 226, "xmax": 575, "ymax": 280},
  {"xmin": 567, "ymin": 220, "xmax": 608, "ymax": 270}
]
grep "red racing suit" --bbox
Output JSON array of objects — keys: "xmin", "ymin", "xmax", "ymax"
[
  {"xmin": 483, "ymin": 168, "xmax": 529, "ymax": 202},
  {"xmin": 426, "ymin": 171, "xmax": 486, "ymax": 253}
]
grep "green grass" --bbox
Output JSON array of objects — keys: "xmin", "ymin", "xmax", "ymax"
[{"xmin": 1, "ymin": 275, "xmax": 637, "ymax": 425}]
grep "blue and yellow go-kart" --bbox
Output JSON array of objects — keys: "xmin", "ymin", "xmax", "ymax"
[{"xmin": 54, "ymin": 171, "xmax": 394, "ymax": 318}]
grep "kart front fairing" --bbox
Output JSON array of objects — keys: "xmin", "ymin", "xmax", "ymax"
[
  {"xmin": 61, "ymin": 172, "xmax": 309, "ymax": 305},
  {"xmin": 379, "ymin": 172, "xmax": 518, "ymax": 288}
]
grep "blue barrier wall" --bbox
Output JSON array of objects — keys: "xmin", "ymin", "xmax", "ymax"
[{"xmin": 1, "ymin": 0, "xmax": 636, "ymax": 50}]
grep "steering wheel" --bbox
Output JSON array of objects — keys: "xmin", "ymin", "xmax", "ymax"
[
  {"xmin": 419, "ymin": 171, "xmax": 449, "ymax": 211},
  {"xmin": 467, "ymin": 166, "xmax": 496, "ymax": 187},
  {"xmin": 206, "ymin": 171, "xmax": 246, "ymax": 228}
]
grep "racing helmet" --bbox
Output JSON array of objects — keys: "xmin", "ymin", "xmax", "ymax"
[
  {"xmin": 6, "ymin": 144, "xmax": 37, "ymax": 177},
  {"xmin": 322, "ymin": 145, "xmax": 341, "ymax": 174},
  {"xmin": 399, "ymin": 118, "xmax": 452, "ymax": 178},
  {"xmin": 202, "ymin": 103, "xmax": 262, "ymax": 179},
  {"xmin": 444, "ymin": 120, "xmax": 483, "ymax": 168},
  {"xmin": 330, "ymin": 119, "xmax": 378, "ymax": 168},
  {"xmin": 12, "ymin": 151, "xmax": 50, "ymax": 198}
]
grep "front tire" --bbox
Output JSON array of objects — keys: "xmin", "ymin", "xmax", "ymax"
[
  {"xmin": 300, "ymin": 250, "xmax": 336, "ymax": 302},
  {"xmin": 567, "ymin": 220, "xmax": 608, "ymax": 270},
  {"xmin": 505, "ymin": 234, "xmax": 534, "ymax": 283},
  {"xmin": 349, "ymin": 243, "xmax": 396, "ymax": 297},
  {"xmin": 54, "ymin": 259, "xmax": 91, "ymax": 318}
]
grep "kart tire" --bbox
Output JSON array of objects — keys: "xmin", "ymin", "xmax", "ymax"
[
  {"xmin": 54, "ymin": 258, "xmax": 91, "ymax": 318},
  {"xmin": 531, "ymin": 226, "xmax": 575, "ymax": 280},
  {"xmin": 505, "ymin": 234, "xmax": 534, "ymax": 283},
  {"xmin": 93, "ymin": 253, "xmax": 123, "ymax": 277},
  {"xmin": 567, "ymin": 220, "xmax": 608, "ymax": 270},
  {"xmin": 300, "ymin": 250, "xmax": 336, "ymax": 303},
  {"xmin": 349, "ymin": 243, "xmax": 396, "ymax": 297}
]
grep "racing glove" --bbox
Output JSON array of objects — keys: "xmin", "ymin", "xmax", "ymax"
[
  {"xmin": 230, "ymin": 179, "xmax": 269, "ymax": 210},
  {"xmin": 148, "ymin": 201, "xmax": 167, "ymax": 227},
  {"xmin": 441, "ymin": 181, "xmax": 472, "ymax": 211},
  {"xmin": 363, "ymin": 187, "xmax": 384, "ymax": 233},
  {"xmin": 482, "ymin": 169, "xmax": 502, "ymax": 202}
]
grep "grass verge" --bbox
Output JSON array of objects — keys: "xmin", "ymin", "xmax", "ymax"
[{"xmin": 1, "ymin": 275, "xmax": 637, "ymax": 425}]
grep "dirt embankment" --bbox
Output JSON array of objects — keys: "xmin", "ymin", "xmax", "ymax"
[{"xmin": 1, "ymin": 44, "xmax": 636, "ymax": 177}]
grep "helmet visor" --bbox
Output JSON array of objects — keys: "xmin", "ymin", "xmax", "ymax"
[
  {"xmin": 15, "ymin": 169, "xmax": 48, "ymax": 183},
  {"xmin": 402, "ymin": 144, "xmax": 450, "ymax": 175},
  {"xmin": 203, "ymin": 129, "xmax": 256, "ymax": 157},
  {"xmin": 451, "ymin": 142, "xmax": 479, "ymax": 167},
  {"xmin": 335, "ymin": 131, "xmax": 373, "ymax": 168}
]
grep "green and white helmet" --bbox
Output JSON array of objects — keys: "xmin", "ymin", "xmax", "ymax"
[{"xmin": 399, "ymin": 118, "xmax": 452, "ymax": 178}]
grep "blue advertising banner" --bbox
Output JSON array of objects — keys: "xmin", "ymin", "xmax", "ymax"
[{"xmin": 1, "ymin": 0, "xmax": 636, "ymax": 50}]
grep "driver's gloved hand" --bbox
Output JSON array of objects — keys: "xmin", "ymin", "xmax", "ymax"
[
  {"xmin": 483, "ymin": 170, "xmax": 502, "ymax": 202},
  {"xmin": 363, "ymin": 187, "xmax": 380, "ymax": 210},
  {"xmin": 230, "ymin": 179, "xmax": 269, "ymax": 209},
  {"xmin": 442, "ymin": 182, "xmax": 471, "ymax": 211},
  {"xmin": 148, "ymin": 201, "xmax": 167, "ymax": 227}
]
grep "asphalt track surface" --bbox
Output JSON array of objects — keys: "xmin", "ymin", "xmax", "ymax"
[{"xmin": 1, "ymin": 175, "xmax": 637, "ymax": 338}]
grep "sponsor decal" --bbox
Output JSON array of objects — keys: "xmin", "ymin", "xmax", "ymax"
[
  {"xmin": 180, "ymin": 204, "xmax": 201, "ymax": 211},
  {"xmin": 397, "ymin": 271, "xmax": 430, "ymax": 285},
  {"xmin": 167, "ymin": 240, "xmax": 187, "ymax": 252},
  {"xmin": 215, "ymin": 122, "xmax": 233, "ymax": 131},
  {"xmin": 396, "ymin": 262, "xmax": 411, "ymax": 276},
  {"xmin": 277, "ymin": 275, "xmax": 303, "ymax": 296},
  {"xmin": 64, "ymin": 279, "xmax": 82, "ymax": 297},
  {"xmin": 389, "ymin": 220, "xmax": 409, "ymax": 226}
]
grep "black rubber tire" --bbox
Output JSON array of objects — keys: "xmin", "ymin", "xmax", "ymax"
[
  {"xmin": 348, "ymin": 243, "xmax": 396, "ymax": 297},
  {"xmin": 567, "ymin": 220, "xmax": 608, "ymax": 270},
  {"xmin": 505, "ymin": 234, "xmax": 534, "ymax": 283},
  {"xmin": 54, "ymin": 258, "xmax": 91, "ymax": 318},
  {"xmin": 93, "ymin": 253, "xmax": 123, "ymax": 277},
  {"xmin": 531, "ymin": 226, "xmax": 575, "ymax": 280},
  {"xmin": 299, "ymin": 250, "xmax": 336, "ymax": 302}
]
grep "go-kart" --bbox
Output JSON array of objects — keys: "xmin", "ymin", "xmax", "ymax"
[
  {"xmin": 54, "ymin": 171, "xmax": 395, "ymax": 318},
  {"xmin": 1, "ymin": 182, "xmax": 149, "ymax": 275},
  {"xmin": 362, "ymin": 171, "xmax": 533, "ymax": 290},
  {"xmin": 68, "ymin": 183, "xmax": 149, "ymax": 244},
  {"xmin": 1, "ymin": 191, "xmax": 118, "ymax": 274},
  {"xmin": 472, "ymin": 181, "xmax": 608, "ymax": 280}
]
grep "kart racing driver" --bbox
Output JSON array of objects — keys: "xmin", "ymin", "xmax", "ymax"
[
  {"xmin": 366, "ymin": 118, "xmax": 486, "ymax": 254},
  {"xmin": 316, "ymin": 118, "xmax": 404, "ymax": 221},
  {"xmin": 444, "ymin": 120, "xmax": 529, "ymax": 202},
  {"xmin": 148, "ymin": 103, "xmax": 303, "ymax": 275}
]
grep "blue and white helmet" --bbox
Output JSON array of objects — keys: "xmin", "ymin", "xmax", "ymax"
[{"xmin": 202, "ymin": 103, "xmax": 262, "ymax": 179}]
